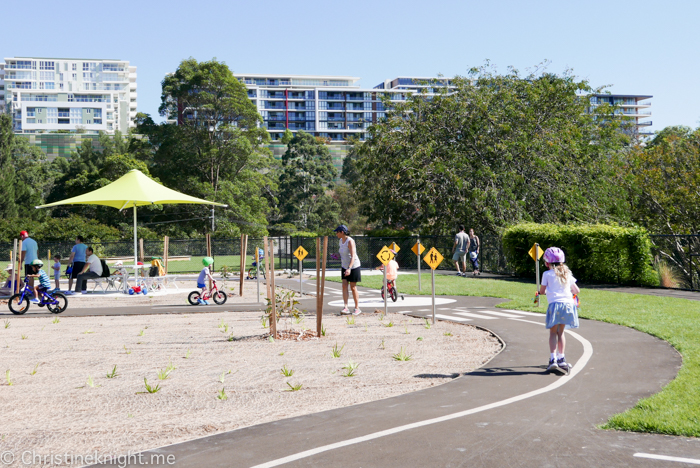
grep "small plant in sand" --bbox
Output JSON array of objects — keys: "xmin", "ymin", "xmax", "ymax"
[
  {"xmin": 219, "ymin": 371, "xmax": 231, "ymax": 384},
  {"xmin": 378, "ymin": 314, "xmax": 385, "ymax": 321},
  {"xmin": 265, "ymin": 289, "xmax": 305, "ymax": 333},
  {"xmin": 217, "ymin": 318, "xmax": 225, "ymax": 329},
  {"xmin": 123, "ymin": 345, "xmax": 132, "ymax": 355},
  {"xmin": 30, "ymin": 363, "xmax": 40, "ymax": 376},
  {"xmin": 393, "ymin": 347, "xmax": 413, "ymax": 361},
  {"xmin": 404, "ymin": 325, "xmax": 410, "ymax": 334},
  {"xmin": 138, "ymin": 329, "xmax": 145, "ymax": 337},
  {"xmin": 142, "ymin": 378, "xmax": 161, "ymax": 394},
  {"xmin": 21, "ymin": 334, "xmax": 27, "ymax": 340},
  {"xmin": 341, "ymin": 361, "xmax": 359, "ymax": 377},
  {"xmin": 417, "ymin": 337, "xmax": 423, "ymax": 341},
  {"xmin": 83, "ymin": 329, "xmax": 94, "ymax": 334},
  {"xmin": 158, "ymin": 361, "xmax": 176, "ymax": 380},
  {"xmin": 86, "ymin": 376, "xmax": 98, "ymax": 388},
  {"xmin": 106, "ymin": 365, "xmax": 118, "ymax": 379},
  {"xmin": 184, "ymin": 349, "xmax": 192, "ymax": 359},
  {"xmin": 5, "ymin": 370, "xmax": 13, "ymax": 386},
  {"xmin": 268, "ymin": 336, "xmax": 275, "ymax": 343},
  {"xmin": 384, "ymin": 321, "xmax": 394, "ymax": 328},
  {"xmin": 261, "ymin": 315, "xmax": 269, "ymax": 328},
  {"xmin": 294, "ymin": 315, "xmax": 304, "ymax": 325},
  {"xmin": 331, "ymin": 342, "xmax": 344, "ymax": 358},
  {"xmin": 444, "ymin": 332, "xmax": 453, "ymax": 337},
  {"xmin": 279, "ymin": 351, "xmax": 285, "ymax": 356},
  {"xmin": 52, "ymin": 317, "xmax": 60, "ymax": 324},
  {"xmin": 286, "ymin": 382, "xmax": 302, "ymax": 392},
  {"xmin": 217, "ymin": 388, "xmax": 228, "ymax": 400},
  {"xmin": 4, "ymin": 319, "xmax": 10, "ymax": 329},
  {"xmin": 379, "ymin": 339, "xmax": 385, "ymax": 350},
  {"xmin": 281, "ymin": 364, "xmax": 294, "ymax": 377},
  {"xmin": 424, "ymin": 319, "xmax": 431, "ymax": 329},
  {"xmin": 321, "ymin": 325, "xmax": 327, "ymax": 336},
  {"xmin": 345, "ymin": 315, "xmax": 356, "ymax": 325}
]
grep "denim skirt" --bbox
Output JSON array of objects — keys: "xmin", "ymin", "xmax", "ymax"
[{"xmin": 545, "ymin": 302, "xmax": 579, "ymax": 329}]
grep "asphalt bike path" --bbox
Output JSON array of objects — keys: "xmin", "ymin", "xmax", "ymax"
[{"xmin": 83, "ymin": 277, "xmax": 700, "ymax": 467}]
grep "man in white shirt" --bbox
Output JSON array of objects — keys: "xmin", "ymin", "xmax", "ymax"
[{"xmin": 71, "ymin": 247, "xmax": 103, "ymax": 294}]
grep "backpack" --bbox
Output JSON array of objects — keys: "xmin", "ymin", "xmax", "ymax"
[
  {"xmin": 149, "ymin": 258, "xmax": 165, "ymax": 277},
  {"xmin": 100, "ymin": 259, "xmax": 111, "ymax": 278}
]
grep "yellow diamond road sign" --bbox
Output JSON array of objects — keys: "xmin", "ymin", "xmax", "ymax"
[
  {"xmin": 389, "ymin": 242, "xmax": 401, "ymax": 253},
  {"xmin": 411, "ymin": 242, "xmax": 425, "ymax": 256},
  {"xmin": 293, "ymin": 246, "xmax": 309, "ymax": 261},
  {"xmin": 528, "ymin": 243, "xmax": 544, "ymax": 261},
  {"xmin": 423, "ymin": 247, "xmax": 444, "ymax": 270},
  {"xmin": 376, "ymin": 246, "xmax": 395, "ymax": 266}
]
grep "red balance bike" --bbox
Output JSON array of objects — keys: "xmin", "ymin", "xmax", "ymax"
[{"xmin": 188, "ymin": 280, "xmax": 227, "ymax": 306}]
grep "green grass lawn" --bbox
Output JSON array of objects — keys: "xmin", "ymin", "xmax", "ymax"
[
  {"xmin": 164, "ymin": 255, "xmax": 284, "ymax": 274},
  {"xmin": 327, "ymin": 273, "xmax": 700, "ymax": 437}
]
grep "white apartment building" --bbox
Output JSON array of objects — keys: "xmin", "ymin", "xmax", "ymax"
[{"xmin": 1, "ymin": 57, "xmax": 137, "ymax": 134}]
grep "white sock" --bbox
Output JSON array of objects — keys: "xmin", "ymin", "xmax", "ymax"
[
  {"xmin": 550, "ymin": 353, "xmax": 556, "ymax": 360},
  {"xmin": 557, "ymin": 353, "xmax": 565, "ymax": 360}
]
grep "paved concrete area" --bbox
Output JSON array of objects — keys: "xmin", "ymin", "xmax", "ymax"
[{"xmin": 84, "ymin": 277, "xmax": 700, "ymax": 467}]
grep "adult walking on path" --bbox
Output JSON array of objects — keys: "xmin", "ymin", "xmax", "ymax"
[
  {"xmin": 468, "ymin": 228, "xmax": 480, "ymax": 276},
  {"xmin": 334, "ymin": 225, "xmax": 362, "ymax": 316},
  {"xmin": 67, "ymin": 236, "xmax": 87, "ymax": 293},
  {"xmin": 20, "ymin": 230, "xmax": 39, "ymax": 290},
  {"xmin": 452, "ymin": 225, "xmax": 469, "ymax": 277},
  {"xmin": 71, "ymin": 246, "xmax": 102, "ymax": 294}
]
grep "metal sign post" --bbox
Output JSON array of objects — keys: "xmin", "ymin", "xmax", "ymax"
[
  {"xmin": 417, "ymin": 239, "xmax": 421, "ymax": 292},
  {"xmin": 376, "ymin": 246, "xmax": 395, "ymax": 316},
  {"xmin": 528, "ymin": 243, "xmax": 543, "ymax": 307},
  {"xmin": 299, "ymin": 258, "xmax": 303, "ymax": 295},
  {"xmin": 423, "ymin": 247, "xmax": 444, "ymax": 325},
  {"xmin": 255, "ymin": 246, "xmax": 260, "ymax": 301},
  {"xmin": 293, "ymin": 246, "xmax": 309, "ymax": 295}
]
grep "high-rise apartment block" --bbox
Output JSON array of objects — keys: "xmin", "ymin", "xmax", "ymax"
[
  {"xmin": 1, "ymin": 57, "xmax": 137, "ymax": 134},
  {"xmin": 232, "ymin": 74, "xmax": 454, "ymax": 143},
  {"xmin": 589, "ymin": 94, "xmax": 653, "ymax": 137}
]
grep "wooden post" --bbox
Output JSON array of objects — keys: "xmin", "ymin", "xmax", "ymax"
[
  {"xmin": 11, "ymin": 241, "xmax": 17, "ymax": 295},
  {"xmin": 269, "ymin": 238, "xmax": 277, "ymax": 338},
  {"xmin": 206, "ymin": 233, "xmax": 212, "ymax": 290},
  {"xmin": 16, "ymin": 239, "xmax": 23, "ymax": 294},
  {"xmin": 139, "ymin": 238, "xmax": 145, "ymax": 263},
  {"xmin": 316, "ymin": 237, "xmax": 321, "ymax": 337},
  {"xmin": 320, "ymin": 236, "xmax": 328, "ymax": 325},
  {"xmin": 240, "ymin": 234, "xmax": 248, "ymax": 297},
  {"xmin": 263, "ymin": 236, "xmax": 271, "ymax": 301},
  {"xmin": 163, "ymin": 236, "xmax": 169, "ymax": 275}
]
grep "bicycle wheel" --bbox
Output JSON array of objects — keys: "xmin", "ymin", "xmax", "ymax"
[
  {"xmin": 188, "ymin": 291, "xmax": 201, "ymax": 305},
  {"xmin": 47, "ymin": 292, "xmax": 68, "ymax": 314},
  {"xmin": 212, "ymin": 290, "xmax": 227, "ymax": 305},
  {"xmin": 248, "ymin": 268, "xmax": 256, "ymax": 280},
  {"xmin": 9, "ymin": 294, "xmax": 29, "ymax": 315},
  {"xmin": 390, "ymin": 287, "xmax": 398, "ymax": 302}
]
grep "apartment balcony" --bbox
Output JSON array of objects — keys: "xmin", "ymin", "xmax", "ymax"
[
  {"xmin": 637, "ymin": 120, "xmax": 653, "ymax": 127},
  {"xmin": 324, "ymin": 95, "xmax": 344, "ymax": 101},
  {"xmin": 346, "ymin": 95, "xmax": 365, "ymax": 101},
  {"xmin": 324, "ymin": 117, "xmax": 345, "ymax": 122},
  {"xmin": 262, "ymin": 104, "xmax": 285, "ymax": 110},
  {"xmin": 324, "ymin": 105, "xmax": 345, "ymax": 111}
]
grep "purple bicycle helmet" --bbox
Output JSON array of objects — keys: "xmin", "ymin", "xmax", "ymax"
[{"xmin": 543, "ymin": 247, "xmax": 565, "ymax": 264}]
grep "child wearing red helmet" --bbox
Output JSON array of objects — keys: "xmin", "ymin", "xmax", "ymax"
[{"xmin": 538, "ymin": 247, "xmax": 580, "ymax": 374}]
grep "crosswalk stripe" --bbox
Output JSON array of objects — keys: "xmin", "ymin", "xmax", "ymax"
[
  {"xmin": 475, "ymin": 310, "xmax": 523, "ymax": 318},
  {"xmin": 434, "ymin": 314, "xmax": 471, "ymax": 322},
  {"xmin": 500, "ymin": 309, "xmax": 545, "ymax": 317},
  {"xmin": 454, "ymin": 312, "xmax": 498, "ymax": 320}
]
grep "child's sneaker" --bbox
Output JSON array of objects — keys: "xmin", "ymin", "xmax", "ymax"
[
  {"xmin": 197, "ymin": 298, "xmax": 204, "ymax": 305},
  {"xmin": 202, "ymin": 300, "xmax": 209, "ymax": 305},
  {"xmin": 340, "ymin": 307, "xmax": 351, "ymax": 315},
  {"xmin": 352, "ymin": 308, "xmax": 362, "ymax": 316},
  {"xmin": 30, "ymin": 298, "xmax": 40, "ymax": 304},
  {"xmin": 557, "ymin": 357, "xmax": 571, "ymax": 370},
  {"xmin": 546, "ymin": 358, "xmax": 559, "ymax": 372}
]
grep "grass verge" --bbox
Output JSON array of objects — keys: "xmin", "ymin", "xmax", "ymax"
[{"xmin": 326, "ymin": 273, "xmax": 700, "ymax": 437}]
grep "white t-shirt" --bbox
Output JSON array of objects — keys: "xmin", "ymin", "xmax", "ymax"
[
  {"xmin": 542, "ymin": 269, "xmax": 576, "ymax": 305},
  {"xmin": 86, "ymin": 254, "xmax": 103, "ymax": 276},
  {"xmin": 339, "ymin": 237, "xmax": 361, "ymax": 270}
]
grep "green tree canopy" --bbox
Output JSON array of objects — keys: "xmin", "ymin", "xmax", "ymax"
[{"xmin": 351, "ymin": 64, "xmax": 630, "ymax": 234}]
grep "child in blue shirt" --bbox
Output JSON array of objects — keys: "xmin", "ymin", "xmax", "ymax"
[
  {"xmin": 197, "ymin": 257, "xmax": 215, "ymax": 305},
  {"xmin": 28, "ymin": 259, "xmax": 52, "ymax": 303},
  {"xmin": 52, "ymin": 254, "xmax": 61, "ymax": 291}
]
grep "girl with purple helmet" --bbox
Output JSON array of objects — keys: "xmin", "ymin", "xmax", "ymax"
[{"xmin": 538, "ymin": 247, "xmax": 580, "ymax": 374}]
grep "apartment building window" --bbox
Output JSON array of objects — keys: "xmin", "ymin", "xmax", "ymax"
[
  {"xmin": 72, "ymin": 63, "xmax": 77, "ymax": 71},
  {"xmin": 39, "ymin": 71, "xmax": 54, "ymax": 81},
  {"xmin": 39, "ymin": 61, "xmax": 54, "ymax": 70},
  {"xmin": 72, "ymin": 73, "xmax": 77, "ymax": 80}
]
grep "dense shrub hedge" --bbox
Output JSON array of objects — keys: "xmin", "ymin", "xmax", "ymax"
[{"xmin": 503, "ymin": 223, "xmax": 658, "ymax": 286}]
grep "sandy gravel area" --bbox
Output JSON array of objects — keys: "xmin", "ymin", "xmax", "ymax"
[{"xmin": 0, "ymin": 309, "xmax": 501, "ymax": 466}]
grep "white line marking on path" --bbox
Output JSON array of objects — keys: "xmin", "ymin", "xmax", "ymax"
[
  {"xmin": 433, "ymin": 314, "xmax": 471, "ymax": 322},
  {"xmin": 250, "ymin": 319, "xmax": 593, "ymax": 468},
  {"xmin": 475, "ymin": 310, "xmax": 523, "ymax": 318},
  {"xmin": 634, "ymin": 453, "xmax": 700, "ymax": 465},
  {"xmin": 500, "ymin": 309, "xmax": 545, "ymax": 317},
  {"xmin": 454, "ymin": 312, "xmax": 498, "ymax": 320}
]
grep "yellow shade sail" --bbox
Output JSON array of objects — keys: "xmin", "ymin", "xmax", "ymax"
[{"xmin": 37, "ymin": 169, "xmax": 227, "ymax": 210}]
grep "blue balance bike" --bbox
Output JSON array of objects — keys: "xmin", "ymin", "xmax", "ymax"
[{"xmin": 8, "ymin": 277, "xmax": 68, "ymax": 315}]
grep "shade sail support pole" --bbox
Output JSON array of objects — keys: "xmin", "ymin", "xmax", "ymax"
[{"xmin": 133, "ymin": 205, "xmax": 138, "ymax": 266}]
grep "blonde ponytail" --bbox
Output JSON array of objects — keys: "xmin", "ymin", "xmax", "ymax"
[{"xmin": 554, "ymin": 263, "xmax": 572, "ymax": 285}]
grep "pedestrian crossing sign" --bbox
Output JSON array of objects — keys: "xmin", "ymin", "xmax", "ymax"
[
  {"xmin": 423, "ymin": 247, "xmax": 444, "ymax": 270},
  {"xmin": 528, "ymin": 243, "xmax": 543, "ymax": 261},
  {"xmin": 412, "ymin": 242, "xmax": 425, "ymax": 256},
  {"xmin": 376, "ymin": 246, "xmax": 395, "ymax": 266},
  {"xmin": 293, "ymin": 246, "xmax": 309, "ymax": 261}
]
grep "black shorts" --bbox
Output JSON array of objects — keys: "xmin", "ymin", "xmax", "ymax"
[
  {"xmin": 71, "ymin": 262, "xmax": 85, "ymax": 279},
  {"xmin": 25, "ymin": 265, "xmax": 34, "ymax": 276},
  {"xmin": 341, "ymin": 267, "xmax": 361, "ymax": 283}
]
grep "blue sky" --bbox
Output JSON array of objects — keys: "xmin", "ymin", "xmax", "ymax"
[{"xmin": 6, "ymin": 0, "xmax": 699, "ymax": 132}]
